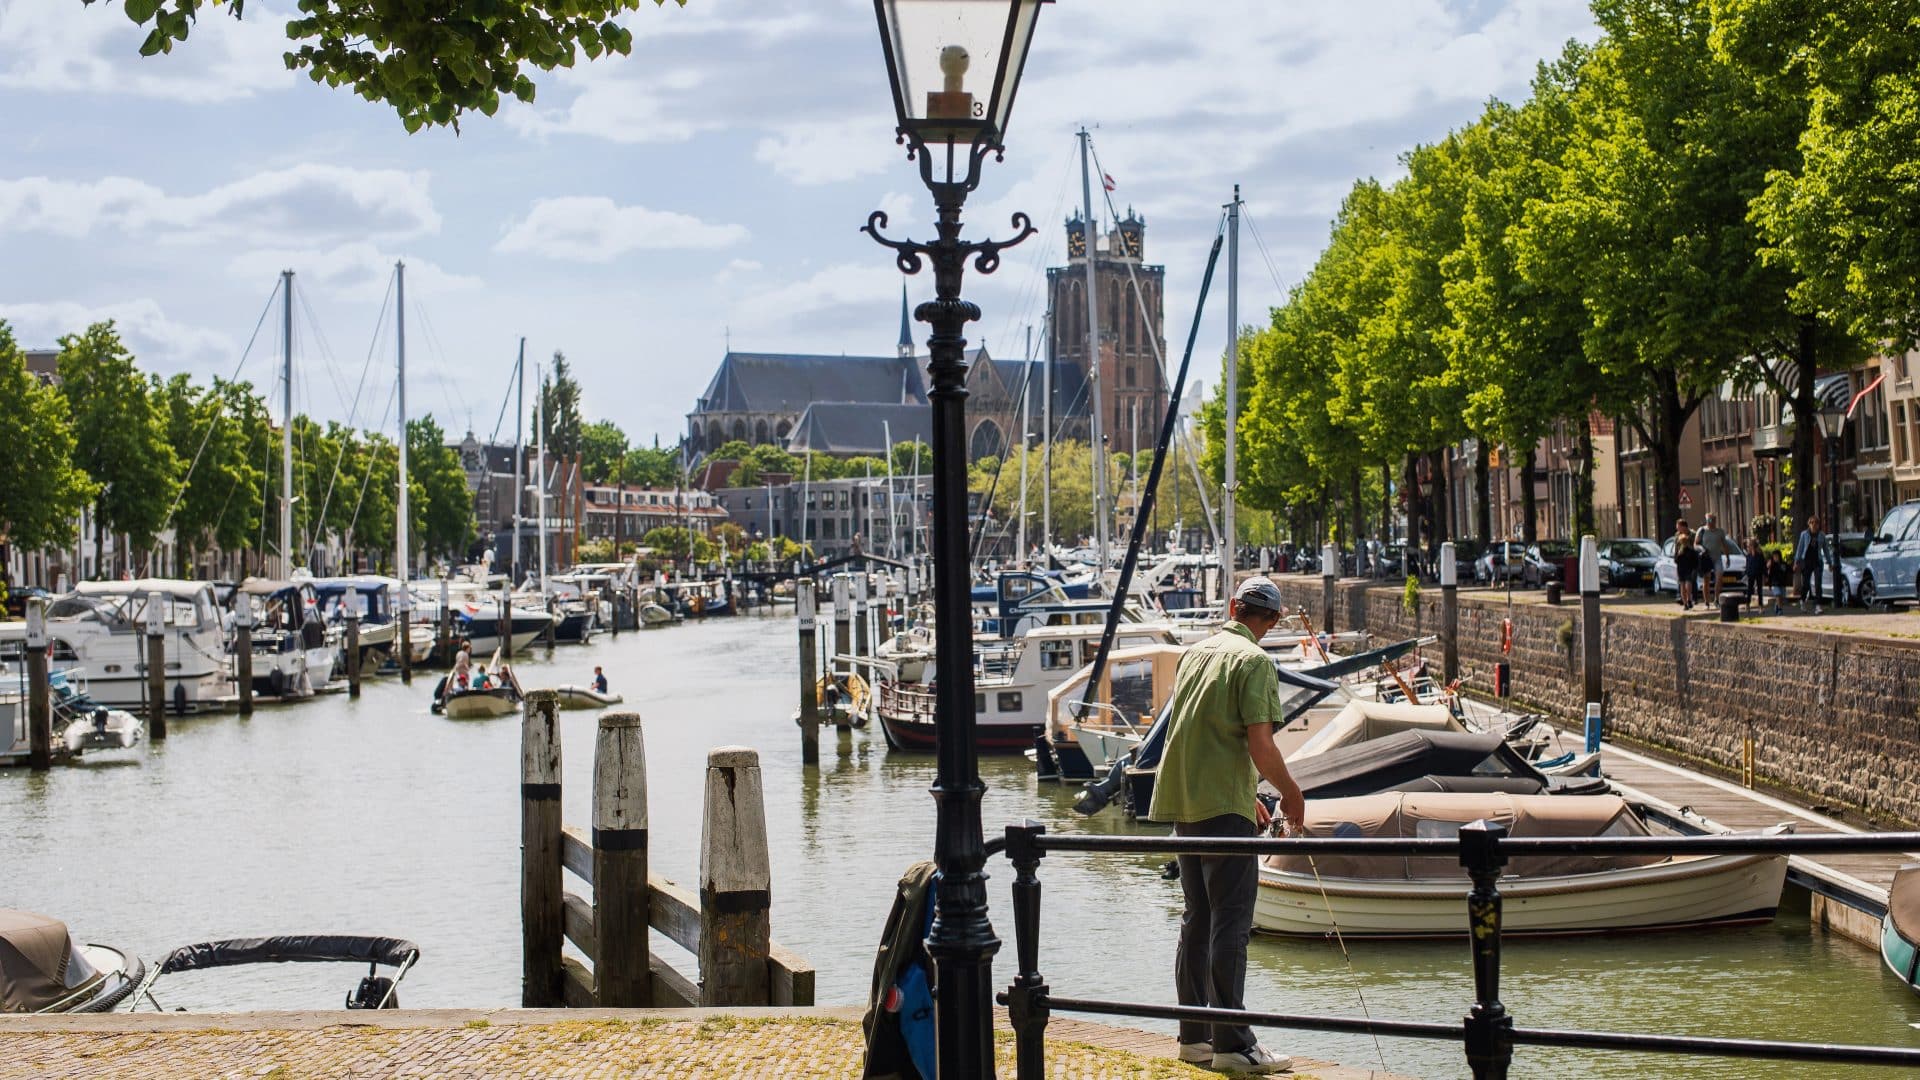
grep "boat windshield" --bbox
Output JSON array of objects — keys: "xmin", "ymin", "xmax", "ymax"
[{"xmin": 47, "ymin": 590, "xmax": 216, "ymax": 630}]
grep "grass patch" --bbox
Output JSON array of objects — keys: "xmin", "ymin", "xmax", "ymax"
[{"xmin": 462, "ymin": 1019, "xmax": 491, "ymax": 1030}]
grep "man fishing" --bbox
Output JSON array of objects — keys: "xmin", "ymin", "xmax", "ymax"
[{"xmin": 1150, "ymin": 575, "xmax": 1305, "ymax": 1075}]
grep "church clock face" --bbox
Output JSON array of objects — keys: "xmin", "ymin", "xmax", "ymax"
[
  {"xmin": 1067, "ymin": 230, "xmax": 1086, "ymax": 257},
  {"xmin": 1121, "ymin": 231, "xmax": 1141, "ymax": 257}
]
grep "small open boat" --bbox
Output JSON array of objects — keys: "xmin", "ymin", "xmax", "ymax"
[
  {"xmin": 553, "ymin": 685, "xmax": 623, "ymax": 710},
  {"xmin": 1, "ymin": 909, "xmax": 144, "ymax": 1013},
  {"xmin": 1255, "ymin": 791, "xmax": 1791, "ymax": 937},
  {"xmin": 1882, "ymin": 863, "xmax": 1920, "ymax": 994},
  {"xmin": 129, "ymin": 934, "xmax": 420, "ymax": 1011},
  {"xmin": 440, "ymin": 683, "xmax": 522, "ymax": 719}
]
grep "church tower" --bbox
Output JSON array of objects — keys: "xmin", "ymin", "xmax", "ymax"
[
  {"xmin": 898, "ymin": 282, "xmax": 914, "ymax": 359},
  {"xmin": 1046, "ymin": 208, "xmax": 1168, "ymax": 448}
]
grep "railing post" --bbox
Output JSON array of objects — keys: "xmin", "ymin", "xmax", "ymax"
[
  {"xmin": 25, "ymin": 598, "xmax": 51, "ymax": 770},
  {"xmin": 234, "ymin": 600, "xmax": 253, "ymax": 716},
  {"xmin": 594, "ymin": 711, "xmax": 651, "ymax": 1007},
  {"xmin": 1439, "ymin": 542, "xmax": 1459, "ymax": 685},
  {"xmin": 1459, "ymin": 819, "xmax": 1513, "ymax": 1080},
  {"xmin": 145, "ymin": 591, "xmax": 168, "ymax": 741},
  {"xmin": 521, "ymin": 689, "xmax": 563, "ymax": 1007},
  {"xmin": 798, "ymin": 579, "xmax": 820, "ymax": 765},
  {"xmin": 699, "ymin": 746, "xmax": 771, "ymax": 1006},
  {"xmin": 1005, "ymin": 821, "xmax": 1051, "ymax": 1080},
  {"xmin": 344, "ymin": 585, "xmax": 362, "ymax": 698}
]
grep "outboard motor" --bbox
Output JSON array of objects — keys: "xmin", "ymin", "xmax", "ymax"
[{"xmin": 346, "ymin": 966, "xmax": 398, "ymax": 1009}]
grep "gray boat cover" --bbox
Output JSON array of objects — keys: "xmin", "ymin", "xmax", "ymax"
[
  {"xmin": 1267, "ymin": 791, "xmax": 1667, "ymax": 880},
  {"xmin": 0, "ymin": 910, "xmax": 98, "ymax": 1013},
  {"xmin": 1286, "ymin": 730, "xmax": 1548, "ymax": 799},
  {"xmin": 158, "ymin": 935, "xmax": 420, "ymax": 974},
  {"xmin": 1891, "ymin": 864, "xmax": 1920, "ymax": 943}
]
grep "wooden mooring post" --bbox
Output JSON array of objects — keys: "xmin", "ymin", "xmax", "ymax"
[
  {"xmin": 145, "ymin": 591, "xmax": 167, "ymax": 741},
  {"xmin": 438, "ymin": 577, "xmax": 454, "ymax": 666},
  {"xmin": 26, "ymin": 598, "xmax": 51, "ymax": 770},
  {"xmin": 344, "ymin": 584, "xmax": 362, "ymax": 698},
  {"xmin": 1320, "ymin": 543, "xmax": 1338, "ymax": 636},
  {"xmin": 520, "ymin": 705, "xmax": 812, "ymax": 1010},
  {"xmin": 234, "ymin": 600, "xmax": 253, "ymax": 716},
  {"xmin": 831, "ymin": 574, "xmax": 851, "ymax": 678},
  {"xmin": 397, "ymin": 585, "xmax": 414, "ymax": 685},
  {"xmin": 1439, "ymin": 541, "xmax": 1459, "ymax": 685},
  {"xmin": 797, "ymin": 579, "xmax": 820, "ymax": 765},
  {"xmin": 1578, "ymin": 535, "xmax": 1603, "ymax": 710},
  {"xmin": 852, "ymin": 572, "xmax": 870, "ymax": 670},
  {"xmin": 500, "ymin": 580, "xmax": 515, "ymax": 663}
]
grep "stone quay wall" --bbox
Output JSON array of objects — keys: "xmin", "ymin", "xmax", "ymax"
[{"xmin": 1270, "ymin": 576, "xmax": 1920, "ymax": 826}]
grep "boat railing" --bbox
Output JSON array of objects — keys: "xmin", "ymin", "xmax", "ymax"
[
  {"xmin": 988, "ymin": 824, "xmax": 1920, "ymax": 1078},
  {"xmin": 1062, "ymin": 699, "xmax": 1143, "ymax": 736},
  {"xmin": 878, "ymin": 680, "xmax": 938, "ymax": 721}
]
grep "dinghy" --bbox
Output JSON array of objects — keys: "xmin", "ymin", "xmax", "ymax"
[
  {"xmin": 0, "ymin": 909, "xmax": 143, "ymax": 1013},
  {"xmin": 553, "ymin": 685, "xmax": 623, "ymax": 710},
  {"xmin": 1882, "ymin": 863, "xmax": 1920, "ymax": 995}
]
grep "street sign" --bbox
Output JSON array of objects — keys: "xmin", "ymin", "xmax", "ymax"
[{"xmin": 1678, "ymin": 488, "xmax": 1693, "ymax": 510}]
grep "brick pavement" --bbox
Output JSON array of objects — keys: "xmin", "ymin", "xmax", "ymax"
[{"xmin": 0, "ymin": 1008, "xmax": 1409, "ymax": 1079}]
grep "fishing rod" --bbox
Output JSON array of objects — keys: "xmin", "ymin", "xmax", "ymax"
[{"xmin": 1072, "ymin": 221, "xmax": 1226, "ymax": 724}]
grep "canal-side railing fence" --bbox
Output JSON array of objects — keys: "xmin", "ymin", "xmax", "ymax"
[
  {"xmin": 520, "ymin": 691, "xmax": 814, "ymax": 1009},
  {"xmin": 994, "ymin": 823, "xmax": 1920, "ymax": 1079}
]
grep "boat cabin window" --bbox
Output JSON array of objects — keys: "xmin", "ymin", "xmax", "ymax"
[
  {"xmin": 974, "ymin": 693, "xmax": 987, "ymax": 714},
  {"xmin": 997, "ymin": 691, "xmax": 1023, "ymax": 713},
  {"xmin": 1001, "ymin": 576, "xmax": 1040, "ymax": 601},
  {"xmin": 1109, "ymin": 660, "xmax": 1155, "ymax": 724},
  {"xmin": 1039, "ymin": 640, "xmax": 1076, "ymax": 671}
]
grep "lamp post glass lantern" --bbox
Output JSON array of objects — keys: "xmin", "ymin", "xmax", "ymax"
[{"xmin": 865, "ymin": 2, "xmax": 1047, "ymax": 1077}]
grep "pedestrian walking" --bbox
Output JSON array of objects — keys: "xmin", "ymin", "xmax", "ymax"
[
  {"xmin": 1150, "ymin": 575, "xmax": 1303, "ymax": 1075},
  {"xmin": 1673, "ymin": 519, "xmax": 1699, "ymax": 610},
  {"xmin": 1794, "ymin": 515, "xmax": 1825, "ymax": 614},
  {"xmin": 1766, "ymin": 549, "xmax": 1789, "ymax": 615},
  {"xmin": 1741, "ymin": 537, "xmax": 1764, "ymax": 606},
  {"xmin": 1697, "ymin": 513, "xmax": 1734, "ymax": 604}
]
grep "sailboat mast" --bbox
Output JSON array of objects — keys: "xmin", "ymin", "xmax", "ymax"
[
  {"xmin": 882, "ymin": 419, "xmax": 896, "ymax": 560},
  {"xmin": 1078, "ymin": 128, "xmax": 1108, "ymax": 567},
  {"xmin": 1018, "ymin": 323, "xmax": 1031, "ymax": 569},
  {"xmin": 513, "ymin": 337, "xmax": 525, "ymax": 583},
  {"xmin": 396, "ymin": 260, "xmax": 410, "ymax": 581},
  {"xmin": 1042, "ymin": 307, "xmax": 1052, "ymax": 555},
  {"xmin": 1222, "ymin": 186, "xmax": 1241, "ymax": 604},
  {"xmin": 536, "ymin": 358, "xmax": 548, "ymax": 593},
  {"xmin": 280, "ymin": 269, "xmax": 295, "ymax": 578}
]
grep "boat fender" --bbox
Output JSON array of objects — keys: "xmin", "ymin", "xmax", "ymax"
[{"xmin": 269, "ymin": 668, "xmax": 288, "ymax": 696}]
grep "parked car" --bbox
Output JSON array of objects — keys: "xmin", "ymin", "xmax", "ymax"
[
  {"xmin": 1653, "ymin": 537, "xmax": 1747, "ymax": 594},
  {"xmin": 1519, "ymin": 540, "xmax": 1579, "ymax": 588},
  {"xmin": 1862, "ymin": 502, "xmax": 1920, "ymax": 607},
  {"xmin": 1474, "ymin": 542, "xmax": 1525, "ymax": 586},
  {"xmin": 1598, "ymin": 538, "xmax": 1662, "ymax": 592},
  {"xmin": 1831, "ymin": 533, "xmax": 1869, "ymax": 607}
]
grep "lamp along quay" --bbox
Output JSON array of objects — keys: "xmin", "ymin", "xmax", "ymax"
[{"xmin": 862, "ymin": 2, "xmax": 1048, "ymax": 1076}]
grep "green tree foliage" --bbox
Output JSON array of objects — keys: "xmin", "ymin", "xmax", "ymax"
[
  {"xmin": 407, "ymin": 416, "xmax": 475, "ymax": 563},
  {"xmin": 536, "ymin": 351, "xmax": 584, "ymax": 459},
  {"xmin": 94, "ymin": 0, "xmax": 686, "ymax": 132},
  {"xmin": 57, "ymin": 322, "xmax": 181, "ymax": 571},
  {"xmin": 0, "ymin": 323, "xmax": 95, "ymax": 553},
  {"xmin": 579, "ymin": 419, "xmax": 629, "ymax": 483},
  {"xmin": 160, "ymin": 374, "xmax": 267, "ymax": 574},
  {"xmin": 729, "ymin": 444, "xmax": 801, "ymax": 487},
  {"xmin": 969, "ymin": 441, "xmax": 1122, "ymax": 548},
  {"xmin": 621, "ymin": 446, "xmax": 680, "ymax": 488},
  {"xmin": 890, "ymin": 440, "xmax": 931, "ymax": 476},
  {"xmin": 639, "ymin": 524, "xmax": 713, "ymax": 564}
]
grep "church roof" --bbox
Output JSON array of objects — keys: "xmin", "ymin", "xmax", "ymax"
[
  {"xmin": 786, "ymin": 403, "xmax": 932, "ymax": 456},
  {"xmin": 694, "ymin": 351, "xmax": 928, "ymax": 414}
]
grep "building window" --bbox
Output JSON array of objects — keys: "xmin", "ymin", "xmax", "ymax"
[
  {"xmin": 975, "ymin": 693, "xmax": 986, "ymax": 714},
  {"xmin": 997, "ymin": 691, "xmax": 1023, "ymax": 713},
  {"xmin": 1899, "ymin": 403, "xmax": 1910, "ymax": 464}
]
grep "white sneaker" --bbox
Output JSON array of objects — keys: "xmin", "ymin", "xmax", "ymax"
[
  {"xmin": 1177, "ymin": 1042, "xmax": 1212, "ymax": 1063},
  {"xmin": 1212, "ymin": 1044, "xmax": 1292, "ymax": 1074}
]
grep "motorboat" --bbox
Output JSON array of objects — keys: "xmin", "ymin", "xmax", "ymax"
[
  {"xmin": 227, "ymin": 577, "xmax": 339, "ymax": 696},
  {"xmin": 433, "ymin": 661, "xmax": 525, "ymax": 719},
  {"xmin": 639, "ymin": 601, "xmax": 676, "ymax": 627},
  {"xmin": 1883, "ymin": 863, "xmax": 1920, "ymax": 995},
  {"xmin": 1283, "ymin": 729, "xmax": 1610, "ymax": 800},
  {"xmin": 0, "ymin": 580, "xmax": 230, "ymax": 713},
  {"xmin": 1255, "ymin": 791, "xmax": 1791, "ymax": 937},
  {"xmin": 0, "ymin": 909, "xmax": 144, "ymax": 1013},
  {"xmin": 51, "ymin": 670, "xmax": 143, "ymax": 757},
  {"xmin": 553, "ymin": 684, "xmax": 623, "ymax": 710},
  {"xmin": 438, "ymin": 583, "xmax": 554, "ymax": 655},
  {"xmin": 129, "ymin": 935, "xmax": 419, "ymax": 1011},
  {"xmin": 311, "ymin": 576, "xmax": 400, "ymax": 670}
]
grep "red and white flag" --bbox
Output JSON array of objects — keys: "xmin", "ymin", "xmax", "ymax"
[
  {"xmin": 1848, "ymin": 371, "xmax": 1887, "ymax": 418},
  {"xmin": 1101, "ymin": 172, "xmax": 1117, "ymax": 192}
]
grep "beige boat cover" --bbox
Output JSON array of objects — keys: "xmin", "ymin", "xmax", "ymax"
[
  {"xmin": 1264, "ymin": 791, "xmax": 1667, "ymax": 880},
  {"xmin": 1891, "ymin": 864, "xmax": 1920, "ymax": 943},
  {"xmin": 0, "ymin": 910, "xmax": 85, "ymax": 1013},
  {"xmin": 1289, "ymin": 699, "xmax": 1463, "ymax": 760}
]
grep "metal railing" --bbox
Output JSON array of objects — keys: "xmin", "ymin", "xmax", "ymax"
[{"xmin": 992, "ymin": 823, "xmax": 1920, "ymax": 1078}]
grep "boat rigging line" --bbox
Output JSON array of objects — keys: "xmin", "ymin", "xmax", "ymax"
[
  {"xmin": 311, "ymin": 268, "xmax": 398, "ymax": 541},
  {"xmin": 157, "ymin": 277, "xmax": 283, "ymax": 538}
]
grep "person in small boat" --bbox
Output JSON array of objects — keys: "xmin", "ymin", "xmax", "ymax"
[
  {"xmin": 472, "ymin": 665, "xmax": 491, "ymax": 690},
  {"xmin": 592, "ymin": 666, "xmax": 608, "ymax": 695},
  {"xmin": 453, "ymin": 638, "xmax": 472, "ymax": 688},
  {"xmin": 1149, "ymin": 575, "xmax": 1302, "ymax": 1076}
]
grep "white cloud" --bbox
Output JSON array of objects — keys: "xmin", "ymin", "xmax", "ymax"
[
  {"xmin": 496, "ymin": 197, "xmax": 748, "ymax": 261},
  {"xmin": 0, "ymin": 0, "xmax": 291, "ymax": 102},
  {"xmin": 754, "ymin": 118, "xmax": 900, "ymax": 186},
  {"xmin": 0, "ymin": 297, "xmax": 233, "ymax": 371},
  {"xmin": 729, "ymin": 262, "xmax": 905, "ymax": 339},
  {"xmin": 0, "ymin": 165, "xmax": 441, "ymax": 244},
  {"xmin": 228, "ymin": 243, "xmax": 481, "ymax": 303},
  {"xmin": 713, "ymin": 258, "xmax": 763, "ymax": 285}
]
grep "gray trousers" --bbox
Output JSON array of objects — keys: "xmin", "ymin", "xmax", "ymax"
[{"xmin": 1174, "ymin": 813, "xmax": 1259, "ymax": 1052}]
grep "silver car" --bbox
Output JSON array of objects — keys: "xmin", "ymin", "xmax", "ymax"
[
  {"xmin": 1653, "ymin": 537, "xmax": 1747, "ymax": 595},
  {"xmin": 1862, "ymin": 503, "xmax": 1920, "ymax": 606}
]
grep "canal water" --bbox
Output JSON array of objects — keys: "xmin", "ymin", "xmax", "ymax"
[{"xmin": 4, "ymin": 612, "xmax": 1915, "ymax": 1077}]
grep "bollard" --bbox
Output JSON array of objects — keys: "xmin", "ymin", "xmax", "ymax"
[
  {"xmin": 521, "ymin": 689, "xmax": 563, "ymax": 1007},
  {"xmin": 1584, "ymin": 701, "xmax": 1604, "ymax": 756},
  {"xmin": 234, "ymin": 600, "xmax": 254, "ymax": 716},
  {"xmin": 1719, "ymin": 592, "xmax": 1742, "ymax": 623},
  {"xmin": 344, "ymin": 585, "xmax": 362, "ymax": 698},
  {"xmin": 1440, "ymin": 542, "xmax": 1459, "ymax": 686},
  {"xmin": 1459, "ymin": 820, "xmax": 1514, "ymax": 1079},
  {"xmin": 396, "ymin": 584, "xmax": 414, "ymax": 685},
  {"xmin": 699, "ymin": 746, "xmax": 771, "ymax": 1006},
  {"xmin": 26, "ymin": 598, "xmax": 51, "ymax": 770},
  {"xmin": 1320, "ymin": 543, "xmax": 1338, "ymax": 636},
  {"xmin": 145, "ymin": 591, "xmax": 168, "ymax": 741},
  {"xmin": 593, "ymin": 711, "xmax": 651, "ymax": 1007},
  {"xmin": 1579, "ymin": 536, "xmax": 1602, "ymax": 710},
  {"xmin": 832, "ymin": 574, "xmax": 851, "ymax": 677},
  {"xmin": 1545, "ymin": 580, "xmax": 1563, "ymax": 605},
  {"xmin": 797, "ymin": 580, "xmax": 820, "ymax": 766}
]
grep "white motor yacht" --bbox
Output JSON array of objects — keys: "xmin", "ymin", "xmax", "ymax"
[{"xmin": 0, "ymin": 580, "xmax": 229, "ymax": 713}]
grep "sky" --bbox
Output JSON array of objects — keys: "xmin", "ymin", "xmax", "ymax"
[{"xmin": 0, "ymin": 0, "xmax": 1601, "ymax": 450}]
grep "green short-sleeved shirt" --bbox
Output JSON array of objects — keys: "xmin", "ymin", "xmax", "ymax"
[{"xmin": 1148, "ymin": 622, "xmax": 1282, "ymax": 825}]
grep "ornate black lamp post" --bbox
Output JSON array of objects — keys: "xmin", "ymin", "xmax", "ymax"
[
  {"xmin": 864, "ymin": 3, "xmax": 1046, "ymax": 1076},
  {"xmin": 1818, "ymin": 403, "xmax": 1847, "ymax": 604}
]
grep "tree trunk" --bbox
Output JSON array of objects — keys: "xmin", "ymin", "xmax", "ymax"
[
  {"xmin": 1429, "ymin": 448, "xmax": 1451, "ymax": 547},
  {"xmin": 1404, "ymin": 454, "xmax": 1422, "ymax": 553},
  {"xmin": 93, "ymin": 512, "xmax": 105, "ymax": 581},
  {"xmin": 1349, "ymin": 467, "xmax": 1364, "ymax": 557},
  {"xmin": 1788, "ymin": 317, "xmax": 1819, "ymax": 531},
  {"xmin": 1574, "ymin": 420, "xmax": 1596, "ymax": 539},
  {"xmin": 1381, "ymin": 462, "xmax": 1393, "ymax": 544},
  {"xmin": 1318, "ymin": 482, "xmax": 1331, "ymax": 547},
  {"xmin": 1475, "ymin": 440, "xmax": 1492, "ymax": 547},
  {"xmin": 1520, "ymin": 447, "xmax": 1539, "ymax": 545},
  {"xmin": 1647, "ymin": 371, "xmax": 1695, "ymax": 542}
]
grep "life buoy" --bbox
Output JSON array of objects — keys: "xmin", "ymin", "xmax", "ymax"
[{"xmin": 1501, "ymin": 617, "xmax": 1513, "ymax": 655}]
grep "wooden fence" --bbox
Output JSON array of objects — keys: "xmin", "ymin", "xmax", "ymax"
[{"xmin": 520, "ymin": 690, "xmax": 814, "ymax": 1008}]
